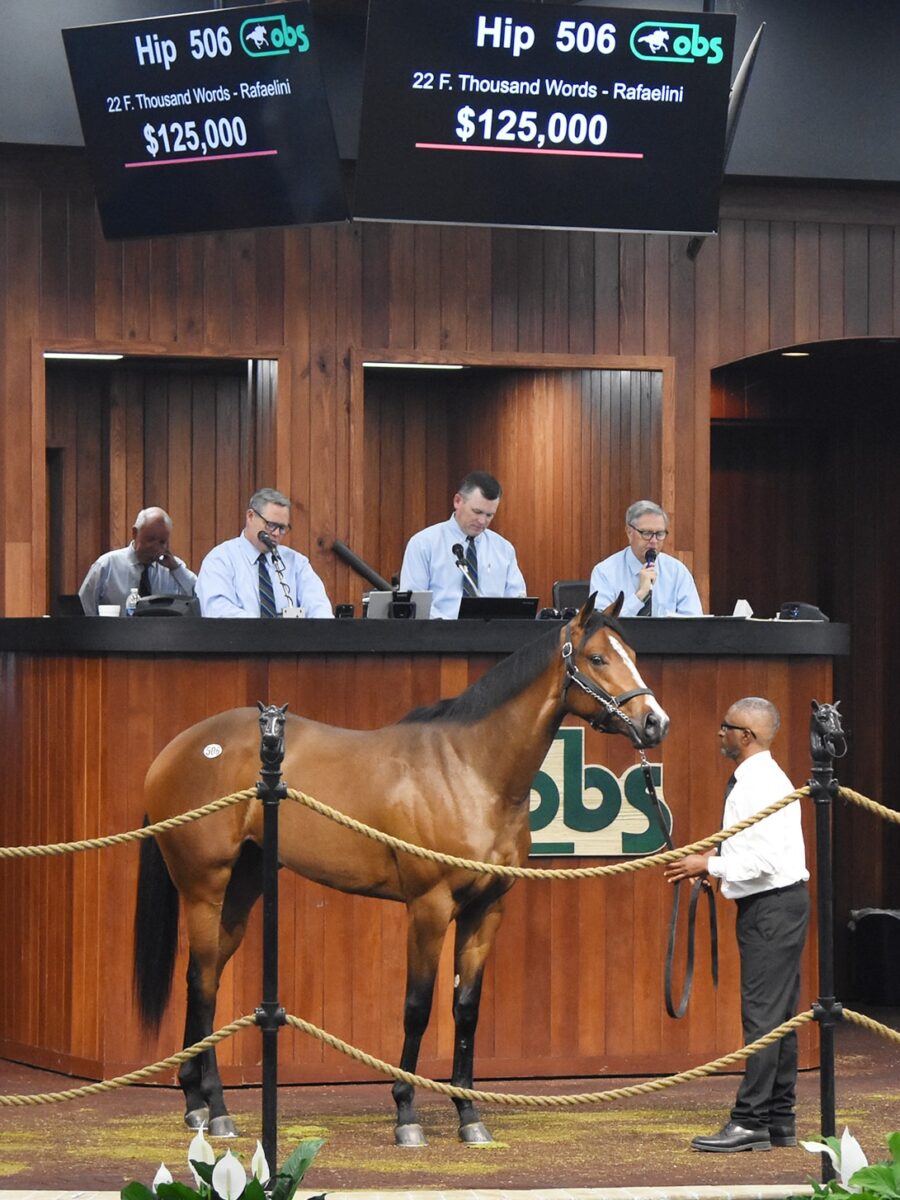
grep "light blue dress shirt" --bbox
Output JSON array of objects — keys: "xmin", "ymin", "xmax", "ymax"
[
  {"xmin": 196, "ymin": 534, "xmax": 333, "ymax": 618},
  {"xmin": 79, "ymin": 545, "xmax": 196, "ymax": 615},
  {"xmin": 589, "ymin": 548, "xmax": 702, "ymax": 617},
  {"xmin": 400, "ymin": 515, "xmax": 527, "ymax": 619}
]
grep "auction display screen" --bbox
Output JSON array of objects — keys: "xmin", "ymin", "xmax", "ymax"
[
  {"xmin": 63, "ymin": 2, "xmax": 348, "ymax": 239},
  {"xmin": 354, "ymin": 0, "xmax": 736, "ymax": 234}
]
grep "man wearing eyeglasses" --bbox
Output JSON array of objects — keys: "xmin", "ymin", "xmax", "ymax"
[
  {"xmin": 196, "ymin": 487, "xmax": 333, "ymax": 618},
  {"xmin": 665, "ymin": 698, "xmax": 809, "ymax": 1153},
  {"xmin": 589, "ymin": 499, "xmax": 701, "ymax": 616}
]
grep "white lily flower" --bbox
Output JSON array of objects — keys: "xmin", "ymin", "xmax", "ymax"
[
  {"xmin": 152, "ymin": 1163, "xmax": 173, "ymax": 1193},
  {"xmin": 800, "ymin": 1127, "xmax": 869, "ymax": 1190},
  {"xmin": 211, "ymin": 1149, "xmax": 247, "ymax": 1200},
  {"xmin": 188, "ymin": 1126, "xmax": 217, "ymax": 1185},
  {"xmin": 250, "ymin": 1141, "xmax": 271, "ymax": 1186}
]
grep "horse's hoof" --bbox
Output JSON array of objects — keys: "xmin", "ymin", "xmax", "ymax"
[
  {"xmin": 459, "ymin": 1121, "xmax": 494, "ymax": 1144},
  {"xmin": 395, "ymin": 1123, "xmax": 427, "ymax": 1147},
  {"xmin": 184, "ymin": 1107, "xmax": 210, "ymax": 1130},
  {"xmin": 208, "ymin": 1116, "xmax": 239, "ymax": 1138}
]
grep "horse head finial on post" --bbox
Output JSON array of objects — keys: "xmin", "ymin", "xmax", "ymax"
[
  {"xmin": 257, "ymin": 701, "xmax": 288, "ymax": 773},
  {"xmin": 810, "ymin": 700, "xmax": 848, "ymax": 765}
]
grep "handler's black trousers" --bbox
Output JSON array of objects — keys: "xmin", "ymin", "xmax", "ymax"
[{"xmin": 731, "ymin": 882, "xmax": 810, "ymax": 1129}]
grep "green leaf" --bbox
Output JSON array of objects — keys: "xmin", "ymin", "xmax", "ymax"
[
  {"xmin": 269, "ymin": 1140, "xmax": 325, "ymax": 1200},
  {"xmin": 158, "ymin": 1183, "xmax": 207, "ymax": 1200},
  {"xmin": 887, "ymin": 1133, "xmax": 900, "ymax": 1165},
  {"xmin": 242, "ymin": 1180, "xmax": 267, "ymax": 1200},
  {"xmin": 190, "ymin": 1161, "xmax": 215, "ymax": 1186},
  {"xmin": 847, "ymin": 1168, "xmax": 900, "ymax": 1200},
  {"xmin": 121, "ymin": 1183, "xmax": 156, "ymax": 1200}
]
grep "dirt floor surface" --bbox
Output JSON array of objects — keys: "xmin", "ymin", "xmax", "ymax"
[{"xmin": 1, "ymin": 1006, "xmax": 898, "ymax": 1195}]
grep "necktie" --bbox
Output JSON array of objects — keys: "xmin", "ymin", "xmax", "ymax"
[
  {"xmin": 724, "ymin": 772, "xmax": 737, "ymax": 801},
  {"xmin": 138, "ymin": 563, "xmax": 152, "ymax": 597},
  {"xmin": 463, "ymin": 536, "xmax": 479, "ymax": 597},
  {"xmin": 637, "ymin": 592, "xmax": 652, "ymax": 617},
  {"xmin": 258, "ymin": 553, "xmax": 278, "ymax": 618}
]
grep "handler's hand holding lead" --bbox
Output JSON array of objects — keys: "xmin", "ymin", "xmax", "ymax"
[{"xmin": 665, "ymin": 851, "xmax": 713, "ymax": 884}]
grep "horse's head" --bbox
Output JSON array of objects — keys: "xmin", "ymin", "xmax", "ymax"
[{"xmin": 559, "ymin": 593, "xmax": 669, "ymax": 747}]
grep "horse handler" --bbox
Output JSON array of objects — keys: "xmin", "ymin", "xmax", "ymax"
[{"xmin": 665, "ymin": 697, "xmax": 810, "ymax": 1152}]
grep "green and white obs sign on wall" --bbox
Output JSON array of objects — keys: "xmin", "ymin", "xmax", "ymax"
[{"xmin": 529, "ymin": 726, "xmax": 671, "ymax": 856}]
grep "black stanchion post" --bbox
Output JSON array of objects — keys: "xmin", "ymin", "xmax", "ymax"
[
  {"xmin": 256, "ymin": 703, "xmax": 289, "ymax": 1179},
  {"xmin": 808, "ymin": 700, "xmax": 846, "ymax": 1184}
]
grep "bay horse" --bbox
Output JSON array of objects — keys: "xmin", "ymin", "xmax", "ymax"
[{"xmin": 133, "ymin": 595, "xmax": 668, "ymax": 1145}]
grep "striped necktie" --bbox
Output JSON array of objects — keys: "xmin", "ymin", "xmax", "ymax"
[
  {"xmin": 257, "ymin": 553, "xmax": 278, "ymax": 618},
  {"xmin": 463, "ymin": 536, "xmax": 479, "ymax": 597}
]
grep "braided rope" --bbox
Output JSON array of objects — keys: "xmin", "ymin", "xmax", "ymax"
[
  {"xmin": 2, "ymin": 1008, "xmax": 897, "ymax": 1110},
  {"xmin": 283, "ymin": 1010, "xmax": 816, "ymax": 1105},
  {"xmin": 0, "ymin": 781, "xmax": 894, "ymax": 877},
  {"xmin": 0, "ymin": 791, "xmax": 255, "ymax": 860},
  {"xmin": 837, "ymin": 786, "xmax": 900, "ymax": 825},
  {"xmin": 283, "ymin": 787, "xmax": 811, "ymax": 879},
  {"xmin": 1, "ymin": 1008, "xmax": 897, "ymax": 1108},
  {"xmin": 0, "ymin": 1015, "xmax": 257, "ymax": 1106}
]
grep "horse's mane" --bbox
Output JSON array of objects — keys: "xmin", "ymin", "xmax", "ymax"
[{"xmin": 399, "ymin": 611, "xmax": 622, "ymax": 725}]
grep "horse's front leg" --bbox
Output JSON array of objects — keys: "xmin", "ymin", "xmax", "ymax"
[
  {"xmin": 392, "ymin": 892, "xmax": 452, "ymax": 1147},
  {"xmin": 450, "ymin": 894, "xmax": 506, "ymax": 1144}
]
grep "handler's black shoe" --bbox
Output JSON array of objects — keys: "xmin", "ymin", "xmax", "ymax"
[
  {"xmin": 691, "ymin": 1121, "xmax": 772, "ymax": 1152},
  {"xmin": 770, "ymin": 1124, "xmax": 798, "ymax": 1147}
]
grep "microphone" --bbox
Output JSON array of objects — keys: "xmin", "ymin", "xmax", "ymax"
[
  {"xmin": 258, "ymin": 529, "xmax": 284, "ymax": 565},
  {"xmin": 644, "ymin": 548, "xmax": 657, "ymax": 589},
  {"xmin": 452, "ymin": 542, "xmax": 481, "ymax": 597}
]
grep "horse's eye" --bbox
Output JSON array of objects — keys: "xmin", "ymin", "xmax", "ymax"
[{"xmin": 589, "ymin": 654, "xmax": 607, "ymax": 667}]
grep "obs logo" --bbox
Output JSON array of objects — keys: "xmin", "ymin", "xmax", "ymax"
[
  {"xmin": 240, "ymin": 15, "xmax": 309, "ymax": 57},
  {"xmin": 529, "ymin": 727, "xmax": 672, "ymax": 856},
  {"xmin": 631, "ymin": 22, "xmax": 724, "ymax": 65}
]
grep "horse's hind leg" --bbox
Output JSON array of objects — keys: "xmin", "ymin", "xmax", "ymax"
[
  {"xmin": 178, "ymin": 846, "xmax": 263, "ymax": 1137},
  {"xmin": 391, "ymin": 892, "xmax": 452, "ymax": 1147},
  {"xmin": 450, "ymin": 895, "xmax": 506, "ymax": 1144}
]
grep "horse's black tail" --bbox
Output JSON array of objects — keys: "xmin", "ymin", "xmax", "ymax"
[{"xmin": 133, "ymin": 820, "xmax": 180, "ymax": 1032}]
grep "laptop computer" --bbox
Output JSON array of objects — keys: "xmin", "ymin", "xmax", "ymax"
[
  {"xmin": 365, "ymin": 590, "xmax": 433, "ymax": 619},
  {"xmin": 457, "ymin": 596, "xmax": 540, "ymax": 620}
]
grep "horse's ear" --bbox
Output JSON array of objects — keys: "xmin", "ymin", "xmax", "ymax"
[
  {"xmin": 573, "ymin": 591, "xmax": 597, "ymax": 628},
  {"xmin": 602, "ymin": 592, "xmax": 625, "ymax": 620}
]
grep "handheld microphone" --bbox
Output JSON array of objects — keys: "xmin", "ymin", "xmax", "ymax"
[
  {"xmin": 645, "ymin": 548, "xmax": 657, "ymax": 589},
  {"xmin": 258, "ymin": 529, "xmax": 284, "ymax": 564},
  {"xmin": 452, "ymin": 542, "xmax": 481, "ymax": 597}
]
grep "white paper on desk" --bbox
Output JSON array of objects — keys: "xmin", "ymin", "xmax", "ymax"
[{"xmin": 732, "ymin": 599, "xmax": 754, "ymax": 618}]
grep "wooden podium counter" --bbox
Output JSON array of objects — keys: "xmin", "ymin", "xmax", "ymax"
[{"xmin": 0, "ymin": 617, "xmax": 847, "ymax": 1084}]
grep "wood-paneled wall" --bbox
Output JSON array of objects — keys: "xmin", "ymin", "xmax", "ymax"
[
  {"xmin": 46, "ymin": 358, "xmax": 270, "ymax": 601},
  {"xmin": 362, "ymin": 365, "xmax": 664, "ymax": 598},
  {"xmin": 3, "ymin": 149, "xmax": 898, "ymax": 618}
]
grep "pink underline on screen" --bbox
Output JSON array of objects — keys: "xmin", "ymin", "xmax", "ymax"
[
  {"xmin": 415, "ymin": 142, "xmax": 644, "ymax": 159},
  {"xmin": 125, "ymin": 149, "xmax": 279, "ymax": 168}
]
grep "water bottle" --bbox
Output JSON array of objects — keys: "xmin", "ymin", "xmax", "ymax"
[{"xmin": 125, "ymin": 587, "xmax": 140, "ymax": 617}]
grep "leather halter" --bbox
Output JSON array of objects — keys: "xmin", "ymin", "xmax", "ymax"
[{"xmin": 559, "ymin": 620, "xmax": 655, "ymax": 738}]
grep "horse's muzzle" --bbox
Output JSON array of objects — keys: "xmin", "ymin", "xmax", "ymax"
[{"xmin": 634, "ymin": 708, "xmax": 669, "ymax": 747}]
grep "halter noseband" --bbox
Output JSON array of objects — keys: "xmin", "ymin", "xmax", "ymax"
[{"xmin": 559, "ymin": 621, "xmax": 655, "ymax": 739}]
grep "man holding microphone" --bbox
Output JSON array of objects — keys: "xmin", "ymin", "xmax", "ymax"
[{"xmin": 589, "ymin": 500, "xmax": 702, "ymax": 617}]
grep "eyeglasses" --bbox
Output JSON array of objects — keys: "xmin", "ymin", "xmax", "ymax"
[
  {"xmin": 629, "ymin": 526, "xmax": 668, "ymax": 541},
  {"xmin": 720, "ymin": 721, "xmax": 756, "ymax": 739},
  {"xmin": 251, "ymin": 509, "xmax": 291, "ymax": 535}
]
